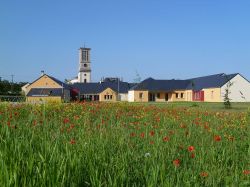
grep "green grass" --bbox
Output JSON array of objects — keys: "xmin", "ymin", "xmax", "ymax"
[
  {"xmin": 135, "ymin": 101, "xmax": 250, "ymax": 112},
  {"xmin": 0, "ymin": 102, "xmax": 250, "ymax": 186}
]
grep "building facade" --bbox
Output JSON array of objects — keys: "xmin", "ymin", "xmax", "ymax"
[{"xmin": 25, "ymin": 74, "xmax": 71, "ymax": 103}]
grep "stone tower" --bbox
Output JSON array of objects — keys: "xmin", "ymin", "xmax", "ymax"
[{"xmin": 78, "ymin": 47, "xmax": 91, "ymax": 83}]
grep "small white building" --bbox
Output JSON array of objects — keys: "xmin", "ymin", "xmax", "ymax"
[{"xmin": 220, "ymin": 74, "xmax": 250, "ymax": 102}]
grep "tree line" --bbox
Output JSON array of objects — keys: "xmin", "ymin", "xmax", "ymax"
[{"xmin": 0, "ymin": 79, "xmax": 28, "ymax": 95}]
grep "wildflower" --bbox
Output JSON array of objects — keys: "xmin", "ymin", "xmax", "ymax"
[
  {"xmin": 130, "ymin": 132, "xmax": 136, "ymax": 137},
  {"xmin": 190, "ymin": 153, "xmax": 195, "ymax": 158},
  {"xmin": 173, "ymin": 159, "xmax": 180, "ymax": 167},
  {"xmin": 180, "ymin": 123, "xmax": 187, "ymax": 128},
  {"xmin": 70, "ymin": 139, "xmax": 76, "ymax": 145},
  {"xmin": 63, "ymin": 118, "xmax": 70, "ymax": 124},
  {"xmin": 149, "ymin": 130, "xmax": 155, "ymax": 136},
  {"xmin": 214, "ymin": 135, "xmax": 221, "ymax": 142},
  {"xmin": 188, "ymin": 146, "xmax": 195, "ymax": 152},
  {"xmin": 243, "ymin": 170, "xmax": 250, "ymax": 175},
  {"xmin": 163, "ymin": 136, "xmax": 170, "ymax": 142},
  {"xmin": 140, "ymin": 132, "xmax": 145, "ymax": 138},
  {"xmin": 149, "ymin": 141, "xmax": 154, "ymax": 145},
  {"xmin": 200, "ymin": 172, "xmax": 209, "ymax": 177},
  {"xmin": 144, "ymin": 153, "xmax": 151, "ymax": 158}
]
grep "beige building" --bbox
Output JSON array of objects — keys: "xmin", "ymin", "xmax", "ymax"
[
  {"xmin": 128, "ymin": 73, "xmax": 250, "ymax": 102},
  {"xmin": 26, "ymin": 73, "xmax": 71, "ymax": 103}
]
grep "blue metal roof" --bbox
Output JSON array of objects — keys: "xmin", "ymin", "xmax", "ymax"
[
  {"xmin": 72, "ymin": 81, "xmax": 133, "ymax": 94},
  {"xmin": 132, "ymin": 78, "xmax": 190, "ymax": 91},
  {"xmin": 27, "ymin": 88, "xmax": 64, "ymax": 97},
  {"xmin": 187, "ymin": 73, "xmax": 238, "ymax": 91},
  {"xmin": 132, "ymin": 73, "xmax": 239, "ymax": 91}
]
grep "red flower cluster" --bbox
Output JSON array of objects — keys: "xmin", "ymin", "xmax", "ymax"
[
  {"xmin": 188, "ymin": 146, "xmax": 195, "ymax": 152},
  {"xmin": 70, "ymin": 139, "xmax": 76, "ymax": 145},
  {"xmin": 200, "ymin": 171, "xmax": 209, "ymax": 177},
  {"xmin": 163, "ymin": 136, "xmax": 170, "ymax": 142},
  {"xmin": 243, "ymin": 170, "xmax": 250, "ymax": 175},
  {"xmin": 173, "ymin": 159, "xmax": 180, "ymax": 167},
  {"xmin": 214, "ymin": 135, "xmax": 221, "ymax": 142},
  {"xmin": 63, "ymin": 118, "xmax": 70, "ymax": 124},
  {"xmin": 149, "ymin": 130, "xmax": 155, "ymax": 136}
]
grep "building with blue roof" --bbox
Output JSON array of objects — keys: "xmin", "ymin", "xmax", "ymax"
[{"xmin": 128, "ymin": 73, "xmax": 250, "ymax": 102}]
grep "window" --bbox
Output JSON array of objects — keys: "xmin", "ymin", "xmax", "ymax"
[
  {"xmin": 84, "ymin": 74, "xmax": 87, "ymax": 76},
  {"xmin": 176, "ymin": 93, "xmax": 178, "ymax": 98},
  {"xmin": 157, "ymin": 93, "xmax": 160, "ymax": 98},
  {"xmin": 211, "ymin": 91, "xmax": 214, "ymax": 99},
  {"xmin": 84, "ymin": 79, "xmax": 87, "ymax": 83},
  {"xmin": 84, "ymin": 64, "xmax": 87, "ymax": 67},
  {"xmin": 104, "ymin": 94, "xmax": 113, "ymax": 100},
  {"xmin": 139, "ymin": 93, "xmax": 143, "ymax": 99},
  {"xmin": 181, "ymin": 93, "xmax": 184, "ymax": 98}
]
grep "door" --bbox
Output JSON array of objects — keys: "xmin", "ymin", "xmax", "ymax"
[
  {"xmin": 149, "ymin": 93, "xmax": 155, "ymax": 101},
  {"xmin": 165, "ymin": 93, "xmax": 168, "ymax": 101}
]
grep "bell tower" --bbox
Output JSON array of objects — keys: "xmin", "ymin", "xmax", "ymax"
[{"xmin": 78, "ymin": 47, "xmax": 91, "ymax": 83}]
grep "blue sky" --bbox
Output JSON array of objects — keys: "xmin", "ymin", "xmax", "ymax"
[{"xmin": 0, "ymin": 0, "xmax": 250, "ymax": 83}]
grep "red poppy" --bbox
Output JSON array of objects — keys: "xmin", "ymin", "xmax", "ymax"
[
  {"xmin": 130, "ymin": 132, "xmax": 136, "ymax": 137},
  {"xmin": 149, "ymin": 141, "xmax": 154, "ymax": 145},
  {"xmin": 173, "ymin": 159, "xmax": 180, "ymax": 167},
  {"xmin": 63, "ymin": 118, "xmax": 70, "ymax": 124},
  {"xmin": 163, "ymin": 136, "xmax": 170, "ymax": 142},
  {"xmin": 200, "ymin": 172, "xmax": 208, "ymax": 177},
  {"xmin": 70, "ymin": 139, "xmax": 76, "ymax": 145},
  {"xmin": 190, "ymin": 153, "xmax": 195, "ymax": 158},
  {"xmin": 214, "ymin": 135, "xmax": 221, "ymax": 142},
  {"xmin": 149, "ymin": 131, "xmax": 155, "ymax": 136},
  {"xmin": 188, "ymin": 146, "xmax": 195, "ymax": 152},
  {"xmin": 243, "ymin": 170, "xmax": 250, "ymax": 175},
  {"xmin": 140, "ymin": 132, "xmax": 145, "ymax": 138}
]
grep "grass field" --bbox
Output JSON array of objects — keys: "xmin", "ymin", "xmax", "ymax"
[{"xmin": 0, "ymin": 102, "xmax": 250, "ymax": 186}]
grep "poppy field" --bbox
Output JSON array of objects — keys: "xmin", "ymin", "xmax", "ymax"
[{"xmin": 0, "ymin": 102, "xmax": 250, "ymax": 186}]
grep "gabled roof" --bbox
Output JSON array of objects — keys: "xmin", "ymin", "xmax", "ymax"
[
  {"xmin": 27, "ymin": 74, "xmax": 71, "ymax": 90},
  {"xmin": 27, "ymin": 88, "xmax": 64, "ymax": 97},
  {"xmin": 187, "ymin": 73, "xmax": 238, "ymax": 90},
  {"xmin": 47, "ymin": 75, "xmax": 71, "ymax": 90},
  {"xmin": 72, "ymin": 81, "xmax": 133, "ymax": 94},
  {"xmin": 132, "ymin": 78, "xmax": 190, "ymax": 91}
]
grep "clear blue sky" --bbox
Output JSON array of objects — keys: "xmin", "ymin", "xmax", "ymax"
[{"xmin": 0, "ymin": 0, "xmax": 250, "ymax": 83}]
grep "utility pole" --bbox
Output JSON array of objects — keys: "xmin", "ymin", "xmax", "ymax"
[
  {"xmin": 11, "ymin": 74, "xmax": 14, "ymax": 93},
  {"xmin": 0, "ymin": 76, "xmax": 2, "ymax": 82}
]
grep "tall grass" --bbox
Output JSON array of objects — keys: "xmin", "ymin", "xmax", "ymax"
[{"xmin": 0, "ymin": 102, "xmax": 249, "ymax": 186}]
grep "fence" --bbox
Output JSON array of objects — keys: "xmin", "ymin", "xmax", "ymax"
[{"xmin": 0, "ymin": 95, "xmax": 26, "ymax": 102}]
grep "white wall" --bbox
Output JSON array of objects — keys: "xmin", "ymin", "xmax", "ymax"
[
  {"xmin": 128, "ymin": 90, "xmax": 135, "ymax": 102},
  {"xmin": 119, "ymin": 93, "xmax": 128, "ymax": 101},
  {"xmin": 221, "ymin": 74, "xmax": 250, "ymax": 102}
]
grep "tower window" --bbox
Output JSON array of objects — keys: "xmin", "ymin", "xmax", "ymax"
[
  {"xmin": 84, "ymin": 64, "xmax": 87, "ymax": 67},
  {"xmin": 84, "ymin": 74, "xmax": 87, "ymax": 76},
  {"xmin": 84, "ymin": 79, "xmax": 87, "ymax": 83}
]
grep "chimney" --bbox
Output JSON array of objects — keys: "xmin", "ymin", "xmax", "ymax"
[{"xmin": 41, "ymin": 70, "xmax": 45, "ymax": 76}]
